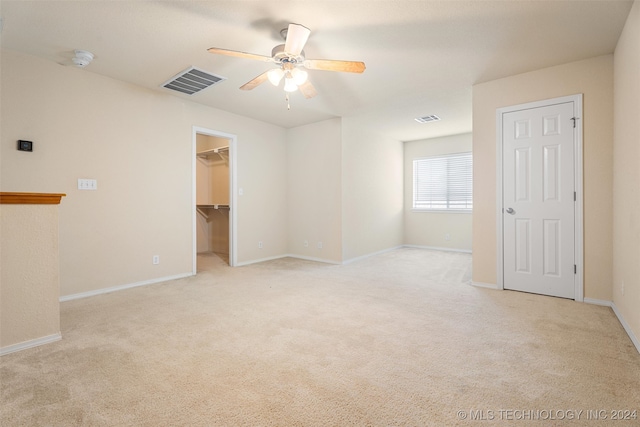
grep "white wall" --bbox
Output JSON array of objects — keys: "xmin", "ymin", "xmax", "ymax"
[
  {"xmin": 472, "ymin": 55, "xmax": 614, "ymax": 299},
  {"xmin": 1, "ymin": 49, "xmax": 287, "ymax": 297},
  {"xmin": 612, "ymin": 0, "xmax": 640, "ymax": 346},
  {"xmin": 404, "ymin": 133, "xmax": 472, "ymax": 251},
  {"xmin": 341, "ymin": 119, "xmax": 404, "ymax": 262},
  {"xmin": 286, "ymin": 118, "xmax": 343, "ymax": 263}
]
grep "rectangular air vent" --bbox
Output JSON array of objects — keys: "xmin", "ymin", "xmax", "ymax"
[
  {"xmin": 415, "ymin": 115, "xmax": 441, "ymax": 123},
  {"xmin": 161, "ymin": 67, "xmax": 226, "ymax": 95}
]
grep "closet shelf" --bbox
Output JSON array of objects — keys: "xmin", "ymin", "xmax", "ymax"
[
  {"xmin": 197, "ymin": 204, "xmax": 230, "ymax": 209},
  {"xmin": 196, "ymin": 146, "xmax": 229, "ymax": 158},
  {"xmin": 196, "ymin": 204, "xmax": 230, "ymax": 219}
]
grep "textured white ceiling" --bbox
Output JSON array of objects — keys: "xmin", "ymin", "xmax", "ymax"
[{"xmin": 0, "ymin": 0, "xmax": 633, "ymax": 141}]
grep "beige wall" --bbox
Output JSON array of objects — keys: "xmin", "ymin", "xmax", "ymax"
[
  {"xmin": 404, "ymin": 133, "xmax": 472, "ymax": 251},
  {"xmin": 1, "ymin": 204, "xmax": 60, "ymax": 349},
  {"xmin": 1, "ymin": 49, "xmax": 287, "ymax": 297},
  {"xmin": 613, "ymin": 1, "xmax": 640, "ymax": 345},
  {"xmin": 286, "ymin": 118, "xmax": 343, "ymax": 262},
  {"xmin": 341, "ymin": 120, "xmax": 404, "ymax": 261},
  {"xmin": 472, "ymin": 55, "xmax": 614, "ymax": 299}
]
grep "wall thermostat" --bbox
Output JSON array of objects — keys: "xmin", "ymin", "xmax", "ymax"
[{"xmin": 18, "ymin": 140, "xmax": 33, "ymax": 152}]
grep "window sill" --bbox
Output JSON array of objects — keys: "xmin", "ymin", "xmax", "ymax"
[{"xmin": 411, "ymin": 209, "xmax": 472, "ymax": 214}]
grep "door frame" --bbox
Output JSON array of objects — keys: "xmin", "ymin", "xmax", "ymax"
[
  {"xmin": 495, "ymin": 94, "xmax": 583, "ymax": 301},
  {"xmin": 192, "ymin": 126, "xmax": 238, "ymax": 271}
]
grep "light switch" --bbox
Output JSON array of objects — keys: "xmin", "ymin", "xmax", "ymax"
[{"xmin": 78, "ymin": 179, "xmax": 97, "ymax": 190}]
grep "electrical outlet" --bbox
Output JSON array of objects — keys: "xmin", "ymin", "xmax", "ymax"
[
  {"xmin": 258, "ymin": 241, "xmax": 263, "ymax": 249},
  {"xmin": 152, "ymin": 255, "xmax": 160, "ymax": 265},
  {"xmin": 317, "ymin": 242, "xmax": 323, "ymax": 249},
  {"xmin": 304, "ymin": 240, "xmax": 309, "ymax": 247},
  {"xmin": 445, "ymin": 233, "xmax": 451, "ymax": 241}
]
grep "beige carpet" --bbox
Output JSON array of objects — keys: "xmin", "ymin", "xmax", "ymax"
[{"xmin": 1, "ymin": 248, "xmax": 639, "ymax": 426}]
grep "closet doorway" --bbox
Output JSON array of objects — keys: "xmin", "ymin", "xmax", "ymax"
[{"xmin": 192, "ymin": 127, "xmax": 237, "ymax": 271}]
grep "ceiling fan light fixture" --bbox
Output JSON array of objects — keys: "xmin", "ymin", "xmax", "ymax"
[
  {"xmin": 290, "ymin": 68, "xmax": 308, "ymax": 85},
  {"xmin": 208, "ymin": 22, "xmax": 365, "ymax": 105},
  {"xmin": 267, "ymin": 68, "xmax": 284, "ymax": 86},
  {"xmin": 283, "ymin": 77, "xmax": 298, "ymax": 92}
]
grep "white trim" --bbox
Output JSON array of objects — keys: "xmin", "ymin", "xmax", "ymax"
[
  {"xmin": 573, "ymin": 95, "xmax": 584, "ymax": 302},
  {"xmin": 342, "ymin": 245, "xmax": 404, "ymax": 265},
  {"xmin": 496, "ymin": 106, "xmax": 505, "ymax": 290},
  {"xmin": 496, "ymin": 94, "xmax": 584, "ymax": 301},
  {"xmin": 0, "ymin": 333, "xmax": 61, "ymax": 357},
  {"xmin": 403, "ymin": 244, "xmax": 472, "ymax": 254},
  {"xmin": 192, "ymin": 127, "xmax": 238, "ymax": 270},
  {"xmin": 583, "ymin": 299, "xmax": 639, "ymax": 355},
  {"xmin": 288, "ymin": 254, "xmax": 342, "ymax": 265},
  {"xmin": 234, "ymin": 254, "xmax": 289, "ymax": 267},
  {"xmin": 235, "ymin": 254, "xmax": 343, "ymax": 267},
  {"xmin": 59, "ymin": 273, "xmax": 193, "ymax": 302},
  {"xmin": 583, "ymin": 298, "xmax": 612, "ymax": 307},
  {"xmin": 237, "ymin": 245, "xmax": 469, "ymax": 267},
  {"xmin": 411, "ymin": 209, "xmax": 472, "ymax": 214},
  {"xmin": 611, "ymin": 302, "xmax": 640, "ymax": 355},
  {"xmin": 471, "ymin": 281, "xmax": 500, "ymax": 290}
]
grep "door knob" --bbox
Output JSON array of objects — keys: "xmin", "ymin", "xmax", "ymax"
[{"xmin": 505, "ymin": 207, "xmax": 515, "ymax": 215}]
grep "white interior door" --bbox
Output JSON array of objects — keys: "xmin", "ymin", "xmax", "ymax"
[{"xmin": 502, "ymin": 101, "xmax": 576, "ymax": 299}]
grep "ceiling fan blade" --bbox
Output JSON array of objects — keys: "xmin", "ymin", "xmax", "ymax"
[
  {"xmin": 207, "ymin": 47, "xmax": 272, "ymax": 62},
  {"xmin": 303, "ymin": 59, "xmax": 366, "ymax": 73},
  {"xmin": 240, "ymin": 71, "xmax": 270, "ymax": 91},
  {"xmin": 298, "ymin": 80, "xmax": 317, "ymax": 99},
  {"xmin": 284, "ymin": 23, "xmax": 311, "ymax": 56}
]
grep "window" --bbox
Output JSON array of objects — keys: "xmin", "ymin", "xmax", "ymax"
[{"xmin": 413, "ymin": 152, "xmax": 472, "ymax": 211}]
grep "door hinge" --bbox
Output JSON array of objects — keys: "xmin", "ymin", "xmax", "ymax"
[
  {"xmin": 571, "ymin": 117, "xmax": 579, "ymax": 128},
  {"xmin": 574, "ymin": 191, "xmax": 576, "ymax": 201},
  {"xmin": 574, "ymin": 264, "xmax": 577, "ymax": 274}
]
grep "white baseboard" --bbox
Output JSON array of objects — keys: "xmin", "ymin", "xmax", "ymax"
[
  {"xmin": 287, "ymin": 254, "xmax": 342, "ymax": 265},
  {"xmin": 238, "ymin": 245, "xmax": 470, "ymax": 268},
  {"xmin": 584, "ymin": 298, "xmax": 640, "ymax": 355},
  {"xmin": 471, "ymin": 281, "xmax": 500, "ymax": 289},
  {"xmin": 611, "ymin": 302, "xmax": 640, "ymax": 355},
  {"xmin": 403, "ymin": 244, "xmax": 472, "ymax": 254},
  {"xmin": 0, "ymin": 333, "xmax": 61, "ymax": 357},
  {"xmin": 342, "ymin": 246, "xmax": 404, "ymax": 265},
  {"xmin": 583, "ymin": 298, "xmax": 612, "ymax": 307},
  {"xmin": 235, "ymin": 254, "xmax": 288, "ymax": 267},
  {"xmin": 239, "ymin": 246, "xmax": 407, "ymax": 267},
  {"xmin": 237, "ymin": 254, "xmax": 342, "ymax": 267},
  {"xmin": 60, "ymin": 272, "xmax": 194, "ymax": 302}
]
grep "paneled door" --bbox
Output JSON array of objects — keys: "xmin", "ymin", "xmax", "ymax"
[{"xmin": 502, "ymin": 100, "xmax": 576, "ymax": 299}]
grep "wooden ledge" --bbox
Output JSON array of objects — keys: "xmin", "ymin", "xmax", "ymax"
[{"xmin": 0, "ymin": 192, "xmax": 66, "ymax": 205}]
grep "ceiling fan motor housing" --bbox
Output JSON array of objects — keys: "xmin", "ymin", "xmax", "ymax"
[{"xmin": 271, "ymin": 44, "xmax": 305, "ymax": 64}]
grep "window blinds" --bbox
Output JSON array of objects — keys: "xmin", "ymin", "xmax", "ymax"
[{"xmin": 413, "ymin": 152, "xmax": 473, "ymax": 211}]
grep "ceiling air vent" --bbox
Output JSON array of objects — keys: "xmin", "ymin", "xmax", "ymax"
[
  {"xmin": 161, "ymin": 67, "xmax": 226, "ymax": 95},
  {"xmin": 415, "ymin": 115, "xmax": 441, "ymax": 124}
]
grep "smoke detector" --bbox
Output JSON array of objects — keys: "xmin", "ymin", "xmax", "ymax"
[{"xmin": 72, "ymin": 50, "xmax": 94, "ymax": 68}]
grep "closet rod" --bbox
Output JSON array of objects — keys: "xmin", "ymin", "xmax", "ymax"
[
  {"xmin": 196, "ymin": 146, "xmax": 229, "ymax": 157},
  {"xmin": 196, "ymin": 204, "xmax": 230, "ymax": 219}
]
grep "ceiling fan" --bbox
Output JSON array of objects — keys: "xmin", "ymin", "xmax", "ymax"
[{"xmin": 208, "ymin": 23, "xmax": 366, "ymax": 102}]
